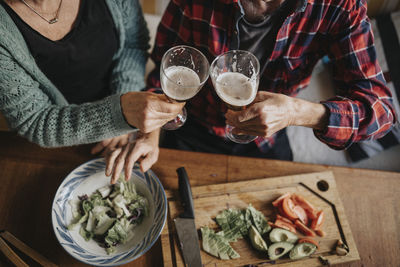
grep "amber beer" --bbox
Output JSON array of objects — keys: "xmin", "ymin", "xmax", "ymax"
[
  {"xmin": 215, "ymin": 72, "xmax": 257, "ymax": 111},
  {"xmin": 161, "ymin": 66, "xmax": 201, "ymax": 102}
]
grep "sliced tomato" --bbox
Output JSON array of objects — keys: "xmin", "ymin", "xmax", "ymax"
[
  {"xmin": 293, "ymin": 205, "xmax": 309, "ymax": 226},
  {"xmin": 292, "ymin": 194, "xmax": 317, "ymax": 219},
  {"xmin": 276, "ymin": 214, "xmax": 294, "ymax": 225},
  {"xmin": 315, "ymin": 229, "xmax": 325, "ymax": 237},
  {"xmin": 298, "ymin": 238, "xmax": 320, "ymax": 250},
  {"xmin": 310, "ymin": 210, "xmax": 325, "ymax": 230},
  {"xmin": 272, "ymin": 192, "xmax": 291, "ymax": 207},
  {"xmin": 281, "ymin": 197, "xmax": 298, "ymax": 221},
  {"xmin": 274, "ymin": 219, "xmax": 297, "ymax": 233},
  {"xmin": 277, "ymin": 203, "xmax": 286, "ymax": 216},
  {"xmin": 306, "ymin": 210, "xmax": 317, "ymax": 220},
  {"xmin": 294, "ymin": 219, "xmax": 316, "ymax": 237}
]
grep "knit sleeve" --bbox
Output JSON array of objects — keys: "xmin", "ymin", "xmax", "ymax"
[
  {"xmin": 110, "ymin": 0, "xmax": 150, "ymax": 94},
  {"xmin": 0, "ymin": 49, "xmax": 133, "ymax": 147}
]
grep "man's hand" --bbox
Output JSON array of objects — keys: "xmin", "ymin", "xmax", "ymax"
[
  {"xmin": 105, "ymin": 130, "xmax": 160, "ymax": 184},
  {"xmin": 121, "ymin": 92, "xmax": 185, "ymax": 133},
  {"xmin": 225, "ymin": 91, "xmax": 328, "ymax": 137},
  {"xmin": 91, "ymin": 134, "xmax": 131, "ymax": 156}
]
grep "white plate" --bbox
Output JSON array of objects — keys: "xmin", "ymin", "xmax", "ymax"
[{"xmin": 51, "ymin": 158, "xmax": 167, "ymax": 266}]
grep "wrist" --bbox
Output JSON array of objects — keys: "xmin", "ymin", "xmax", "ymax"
[
  {"xmin": 120, "ymin": 92, "xmax": 137, "ymax": 127},
  {"xmin": 290, "ymin": 97, "xmax": 328, "ymax": 130},
  {"xmin": 147, "ymin": 129, "xmax": 161, "ymax": 145}
]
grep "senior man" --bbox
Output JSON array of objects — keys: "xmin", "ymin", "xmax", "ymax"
[{"xmin": 108, "ymin": 0, "xmax": 396, "ymax": 180}]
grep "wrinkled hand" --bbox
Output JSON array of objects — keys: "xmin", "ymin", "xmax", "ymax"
[
  {"xmin": 121, "ymin": 92, "xmax": 185, "ymax": 133},
  {"xmin": 91, "ymin": 133, "xmax": 131, "ymax": 156},
  {"xmin": 105, "ymin": 130, "xmax": 160, "ymax": 184},
  {"xmin": 225, "ymin": 91, "xmax": 295, "ymax": 137}
]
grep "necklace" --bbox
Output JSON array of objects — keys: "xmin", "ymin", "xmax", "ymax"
[{"xmin": 20, "ymin": 0, "xmax": 63, "ymax": 24}]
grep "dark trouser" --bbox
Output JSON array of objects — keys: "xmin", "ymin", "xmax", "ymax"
[{"xmin": 160, "ymin": 118, "xmax": 293, "ymax": 161}]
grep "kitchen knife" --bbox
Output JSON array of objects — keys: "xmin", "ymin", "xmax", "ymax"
[{"xmin": 174, "ymin": 167, "xmax": 202, "ymax": 267}]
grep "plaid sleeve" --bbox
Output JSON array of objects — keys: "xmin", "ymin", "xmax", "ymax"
[
  {"xmin": 146, "ymin": 0, "xmax": 191, "ymax": 90},
  {"xmin": 314, "ymin": 0, "xmax": 396, "ymax": 150}
]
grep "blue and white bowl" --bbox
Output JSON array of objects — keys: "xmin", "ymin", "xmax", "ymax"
[{"xmin": 51, "ymin": 158, "xmax": 167, "ymax": 266}]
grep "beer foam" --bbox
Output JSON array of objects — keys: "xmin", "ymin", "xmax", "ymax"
[
  {"xmin": 161, "ymin": 66, "xmax": 201, "ymax": 101},
  {"xmin": 215, "ymin": 72, "xmax": 257, "ymax": 107}
]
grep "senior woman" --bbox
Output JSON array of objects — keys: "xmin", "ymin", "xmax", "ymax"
[{"xmin": 0, "ymin": 0, "xmax": 183, "ymax": 183}]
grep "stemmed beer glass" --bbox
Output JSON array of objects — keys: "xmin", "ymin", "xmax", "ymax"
[
  {"xmin": 210, "ymin": 50, "xmax": 260, "ymax": 143},
  {"xmin": 160, "ymin": 45, "xmax": 210, "ymax": 130}
]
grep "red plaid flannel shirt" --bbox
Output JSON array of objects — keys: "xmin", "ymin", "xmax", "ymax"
[{"xmin": 147, "ymin": 0, "xmax": 396, "ymax": 150}]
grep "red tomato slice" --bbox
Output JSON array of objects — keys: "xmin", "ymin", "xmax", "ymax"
[
  {"xmin": 315, "ymin": 229, "xmax": 325, "ymax": 237},
  {"xmin": 272, "ymin": 192, "xmax": 291, "ymax": 207},
  {"xmin": 293, "ymin": 205, "xmax": 309, "ymax": 226},
  {"xmin": 273, "ymin": 219, "xmax": 297, "ymax": 233},
  {"xmin": 306, "ymin": 210, "xmax": 317, "ymax": 220},
  {"xmin": 310, "ymin": 210, "xmax": 325, "ymax": 230},
  {"xmin": 294, "ymin": 219, "xmax": 316, "ymax": 237},
  {"xmin": 292, "ymin": 194, "xmax": 317, "ymax": 219},
  {"xmin": 277, "ymin": 203, "xmax": 285, "ymax": 216},
  {"xmin": 298, "ymin": 238, "xmax": 320, "ymax": 250},
  {"xmin": 276, "ymin": 214, "xmax": 295, "ymax": 225},
  {"xmin": 282, "ymin": 197, "xmax": 298, "ymax": 221}
]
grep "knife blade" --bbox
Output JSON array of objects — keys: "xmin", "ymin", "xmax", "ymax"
[{"xmin": 174, "ymin": 167, "xmax": 202, "ymax": 267}]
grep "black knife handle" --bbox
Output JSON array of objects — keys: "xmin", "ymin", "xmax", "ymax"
[{"xmin": 177, "ymin": 167, "xmax": 195, "ymax": 219}]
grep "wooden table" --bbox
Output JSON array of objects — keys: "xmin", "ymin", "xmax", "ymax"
[{"xmin": 0, "ymin": 131, "xmax": 399, "ymax": 267}]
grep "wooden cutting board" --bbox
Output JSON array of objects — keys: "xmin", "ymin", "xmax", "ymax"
[{"xmin": 161, "ymin": 171, "xmax": 360, "ymax": 266}]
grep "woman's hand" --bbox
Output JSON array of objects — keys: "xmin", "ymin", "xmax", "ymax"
[
  {"xmin": 105, "ymin": 130, "xmax": 160, "ymax": 184},
  {"xmin": 91, "ymin": 133, "xmax": 131, "ymax": 156},
  {"xmin": 121, "ymin": 92, "xmax": 184, "ymax": 133},
  {"xmin": 225, "ymin": 91, "xmax": 328, "ymax": 137}
]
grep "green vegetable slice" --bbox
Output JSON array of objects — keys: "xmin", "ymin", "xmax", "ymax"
[
  {"xmin": 79, "ymin": 226, "xmax": 93, "ymax": 241},
  {"xmin": 289, "ymin": 243, "xmax": 317, "ymax": 260},
  {"xmin": 201, "ymin": 227, "xmax": 240, "ymax": 260},
  {"xmin": 245, "ymin": 204, "xmax": 271, "ymax": 235},
  {"xmin": 269, "ymin": 228, "xmax": 298, "ymax": 244},
  {"xmin": 215, "ymin": 208, "xmax": 248, "ymax": 242}
]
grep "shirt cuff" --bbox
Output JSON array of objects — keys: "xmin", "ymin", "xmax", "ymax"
[{"xmin": 313, "ymin": 101, "xmax": 359, "ymax": 150}]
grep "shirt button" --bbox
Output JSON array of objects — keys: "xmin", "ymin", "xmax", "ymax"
[{"xmin": 234, "ymin": 30, "xmax": 238, "ymax": 35}]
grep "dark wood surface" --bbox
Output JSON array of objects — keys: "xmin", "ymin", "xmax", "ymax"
[{"xmin": 0, "ymin": 131, "xmax": 399, "ymax": 266}]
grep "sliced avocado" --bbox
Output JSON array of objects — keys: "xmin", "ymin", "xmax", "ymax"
[
  {"xmin": 249, "ymin": 225, "xmax": 268, "ymax": 252},
  {"xmin": 289, "ymin": 243, "xmax": 317, "ymax": 260},
  {"xmin": 268, "ymin": 242, "xmax": 294, "ymax": 260},
  {"xmin": 269, "ymin": 228, "xmax": 298, "ymax": 244}
]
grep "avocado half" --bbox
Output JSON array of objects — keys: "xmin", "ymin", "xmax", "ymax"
[
  {"xmin": 268, "ymin": 242, "xmax": 294, "ymax": 260},
  {"xmin": 249, "ymin": 225, "xmax": 268, "ymax": 252},
  {"xmin": 269, "ymin": 228, "xmax": 298, "ymax": 244},
  {"xmin": 289, "ymin": 242, "xmax": 317, "ymax": 260}
]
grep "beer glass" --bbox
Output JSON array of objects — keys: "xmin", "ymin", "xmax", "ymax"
[
  {"xmin": 160, "ymin": 45, "xmax": 210, "ymax": 130},
  {"xmin": 210, "ymin": 50, "xmax": 260, "ymax": 143}
]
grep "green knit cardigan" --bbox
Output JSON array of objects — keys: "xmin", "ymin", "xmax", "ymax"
[{"xmin": 0, "ymin": 0, "xmax": 149, "ymax": 147}]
